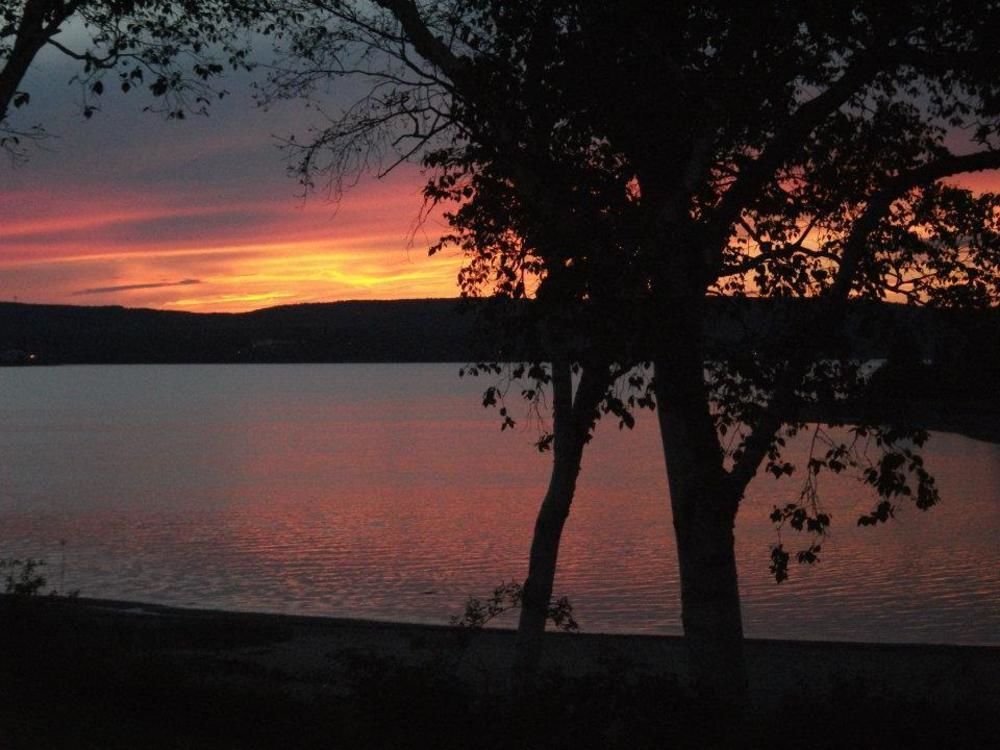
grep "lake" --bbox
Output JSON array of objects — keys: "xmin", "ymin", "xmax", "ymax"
[{"xmin": 1, "ymin": 364, "xmax": 997, "ymax": 645}]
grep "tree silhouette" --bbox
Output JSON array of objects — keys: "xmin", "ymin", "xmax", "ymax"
[
  {"xmin": 268, "ymin": 1, "xmax": 1000, "ymax": 697},
  {"xmin": 0, "ymin": 0, "xmax": 265, "ymax": 161}
]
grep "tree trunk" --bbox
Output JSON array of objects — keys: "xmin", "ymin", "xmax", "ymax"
[
  {"xmin": 0, "ymin": 2, "xmax": 57, "ymax": 122},
  {"xmin": 513, "ymin": 358, "xmax": 600, "ymax": 688},
  {"xmin": 654, "ymin": 353, "xmax": 747, "ymax": 700}
]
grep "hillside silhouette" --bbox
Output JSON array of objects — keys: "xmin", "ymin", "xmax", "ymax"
[
  {"xmin": 1, "ymin": 296, "xmax": 996, "ymax": 368},
  {"xmin": 0, "ymin": 299, "xmax": 480, "ymax": 364}
]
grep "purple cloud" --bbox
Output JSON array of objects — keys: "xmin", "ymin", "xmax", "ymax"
[{"xmin": 72, "ymin": 279, "xmax": 201, "ymax": 296}]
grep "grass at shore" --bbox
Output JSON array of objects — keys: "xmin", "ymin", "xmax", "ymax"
[{"xmin": 2, "ymin": 595, "xmax": 997, "ymax": 749}]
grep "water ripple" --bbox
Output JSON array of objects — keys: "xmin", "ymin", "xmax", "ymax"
[{"xmin": 1, "ymin": 364, "xmax": 997, "ymax": 644}]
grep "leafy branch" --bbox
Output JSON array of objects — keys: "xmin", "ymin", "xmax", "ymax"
[{"xmin": 450, "ymin": 580, "xmax": 578, "ymax": 633}]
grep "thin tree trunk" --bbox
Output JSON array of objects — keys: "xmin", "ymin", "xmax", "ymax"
[
  {"xmin": 654, "ymin": 353, "xmax": 747, "ymax": 700},
  {"xmin": 513, "ymin": 358, "xmax": 603, "ymax": 688},
  {"xmin": 0, "ymin": 1, "xmax": 55, "ymax": 122},
  {"xmin": 513, "ymin": 357, "xmax": 582, "ymax": 685}
]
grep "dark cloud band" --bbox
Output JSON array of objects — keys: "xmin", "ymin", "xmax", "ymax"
[{"xmin": 72, "ymin": 279, "xmax": 201, "ymax": 296}]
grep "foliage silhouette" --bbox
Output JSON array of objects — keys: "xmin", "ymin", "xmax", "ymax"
[
  {"xmin": 265, "ymin": 0, "xmax": 1000, "ymax": 695},
  {"xmin": 450, "ymin": 580, "xmax": 578, "ymax": 633},
  {"xmin": 0, "ymin": 0, "xmax": 269, "ymax": 161},
  {"xmin": 1, "ymin": 557, "xmax": 46, "ymax": 596}
]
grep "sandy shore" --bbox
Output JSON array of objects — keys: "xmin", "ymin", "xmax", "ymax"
[
  {"xmin": 4, "ymin": 594, "xmax": 999, "ymax": 748},
  {"xmin": 9, "ymin": 595, "xmax": 997, "ymax": 706}
]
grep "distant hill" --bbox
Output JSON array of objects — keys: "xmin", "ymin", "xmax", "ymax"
[
  {"xmin": 0, "ymin": 297, "xmax": 996, "ymax": 373},
  {"xmin": 0, "ymin": 299, "xmax": 481, "ymax": 365},
  {"xmin": 2, "ymin": 296, "xmax": 995, "ymax": 441}
]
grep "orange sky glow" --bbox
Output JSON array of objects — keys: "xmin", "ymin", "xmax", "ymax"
[
  {"xmin": 1, "ymin": 52, "xmax": 465, "ymax": 313},
  {"xmin": 6, "ymin": 167, "xmax": 998, "ymax": 313},
  {"xmin": 0, "ymin": 174, "xmax": 460, "ymax": 312},
  {"xmin": 2, "ymin": 51, "xmax": 999, "ymax": 313},
  {"xmin": 1, "ymin": 166, "xmax": 463, "ymax": 312}
]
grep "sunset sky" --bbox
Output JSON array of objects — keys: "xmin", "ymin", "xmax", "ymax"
[
  {"xmin": 1, "ymin": 45, "xmax": 462, "ymax": 313},
  {"xmin": 5, "ymin": 38, "xmax": 1000, "ymax": 314}
]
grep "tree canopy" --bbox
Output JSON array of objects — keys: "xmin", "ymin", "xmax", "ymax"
[
  {"xmin": 255, "ymin": 0, "xmax": 1000, "ymax": 692},
  {"xmin": 274, "ymin": 0, "xmax": 1000, "ymax": 535}
]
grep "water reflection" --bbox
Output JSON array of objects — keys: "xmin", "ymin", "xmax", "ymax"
[{"xmin": 1, "ymin": 364, "xmax": 997, "ymax": 644}]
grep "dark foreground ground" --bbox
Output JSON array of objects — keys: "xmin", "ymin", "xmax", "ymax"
[{"xmin": 2, "ymin": 596, "xmax": 997, "ymax": 749}]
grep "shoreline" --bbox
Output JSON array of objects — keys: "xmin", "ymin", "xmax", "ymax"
[
  {"xmin": 7, "ymin": 595, "xmax": 997, "ymax": 700},
  {"xmin": 5, "ymin": 594, "xmax": 998, "ymax": 748},
  {"xmin": 40, "ymin": 594, "xmax": 1000, "ymax": 650}
]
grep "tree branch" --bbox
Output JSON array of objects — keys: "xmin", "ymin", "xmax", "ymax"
[
  {"xmin": 726, "ymin": 147, "xmax": 1000, "ymax": 494},
  {"xmin": 704, "ymin": 50, "xmax": 887, "ymax": 266},
  {"xmin": 373, "ymin": 0, "xmax": 472, "ymax": 88}
]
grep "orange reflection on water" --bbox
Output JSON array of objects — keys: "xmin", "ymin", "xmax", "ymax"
[{"xmin": 0, "ymin": 364, "xmax": 997, "ymax": 642}]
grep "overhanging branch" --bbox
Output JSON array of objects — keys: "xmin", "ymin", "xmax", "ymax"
[{"xmin": 726, "ymin": 147, "xmax": 1000, "ymax": 494}]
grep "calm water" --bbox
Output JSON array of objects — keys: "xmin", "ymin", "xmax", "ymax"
[{"xmin": 1, "ymin": 364, "xmax": 997, "ymax": 645}]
